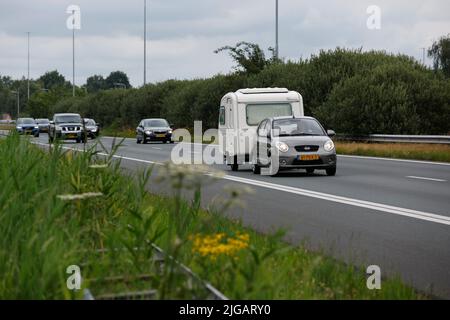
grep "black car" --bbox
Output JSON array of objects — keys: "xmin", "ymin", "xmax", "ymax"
[
  {"xmin": 35, "ymin": 118, "xmax": 50, "ymax": 133},
  {"xmin": 136, "ymin": 118, "xmax": 173, "ymax": 144},
  {"xmin": 83, "ymin": 118, "xmax": 100, "ymax": 138}
]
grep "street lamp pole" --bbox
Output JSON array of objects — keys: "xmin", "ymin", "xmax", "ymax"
[
  {"xmin": 275, "ymin": 0, "xmax": 279, "ymax": 60},
  {"xmin": 11, "ymin": 90, "xmax": 20, "ymax": 119},
  {"xmin": 72, "ymin": 10, "xmax": 76, "ymax": 97},
  {"xmin": 27, "ymin": 31, "xmax": 30, "ymax": 100},
  {"xmin": 144, "ymin": 0, "xmax": 147, "ymax": 86}
]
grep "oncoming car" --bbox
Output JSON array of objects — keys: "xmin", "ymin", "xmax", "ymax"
[
  {"xmin": 48, "ymin": 113, "xmax": 87, "ymax": 143},
  {"xmin": 252, "ymin": 116, "xmax": 337, "ymax": 176},
  {"xmin": 83, "ymin": 118, "xmax": 100, "ymax": 138},
  {"xmin": 35, "ymin": 118, "xmax": 50, "ymax": 133},
  {"xmin": 16, "ymin": 118, "xmax": 39, "ymax": 137},
  {"xmin": 136, "ymin": 118, "xmax": 173, "ymax": 144}
]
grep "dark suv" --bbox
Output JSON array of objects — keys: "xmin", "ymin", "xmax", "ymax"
[{"xmin": 48, "ymin": 113, "xmax": 87, "ymax": 143}]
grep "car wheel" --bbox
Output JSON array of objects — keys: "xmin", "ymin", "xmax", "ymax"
[
  {"xmin": 326, "ymin": 167, "xmax": 336, "ymax": 176},
  {"xmin": 136, "ymin": 138, "xmax": 141, "ymax": 144},
  {"xmin": 306, "ymin": 168, "xmax": 315, "ymax": 174},
  {"xmin": 163, "ymin": 140, "xmax": 168, "ymax": 144},
  {"xmin": 170, "ymin": 140, "xmax": 175, "ymax": 144},
  {"xmin": 143, "ymin": 139, "xmax": 148, "ymax": 144},
  {"xmin": 34, "ymin": 133, "xmax": 39, "ymax": 138},
  {"xmin": 252, "ymin": 164, "xmax": 261, "ymax": 174}
]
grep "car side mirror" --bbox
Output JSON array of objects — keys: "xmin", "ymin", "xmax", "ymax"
[
  {"xmin": 50, "ymin": 121, "xmax": 54, "ymax": 125},
  {"xmin": 96, "ymin": 123, "xmax": 101, "ymax": 127},
  {"xmin": 169, "ymin": 123, "xmax": 174, "ymax": 128},
  {"xmin": 327, "ymin": 129, "xmax": 336, "ymax": 137}
]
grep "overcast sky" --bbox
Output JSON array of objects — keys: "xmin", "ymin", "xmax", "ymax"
[{"xmin": 0, "ymin": 0, "xmax": 449, "ymax": 87}]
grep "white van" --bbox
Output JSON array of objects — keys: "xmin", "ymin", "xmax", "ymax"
[{"xmin": 218, "ymin": 88, "xmax": 304, "ymax": 171}]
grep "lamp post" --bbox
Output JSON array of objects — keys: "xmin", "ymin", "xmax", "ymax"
[
  {"xmin": 10, "ymin": 90, "xmax": 20, "ymax": 119},
  {"xmin": 275, "ymin": 0, "xmax": 279, "ymax": 60},
  {"xmin": 27, "ymin": 32, "xmax": 30, "ymax": 100},
  {"xmin": 144, "ymin": 0, "xmax": 147, "ymax": 86}
]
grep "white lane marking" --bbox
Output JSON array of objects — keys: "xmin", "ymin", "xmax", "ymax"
[
  {"xmin": 337, "ymin": 154, "xmax": 450, "ymax": 167},
  {"xmin": 33, "ymin": 140, "xmax": 450, "ymax": 226},
  {"xmin": 223, "ymin": 175, "xmax": 450, "ymax": 226},
  {"xmin": 406, "ymin": 176, "xmax": 447, "ymax": 182},
  {"xmin": 151, "ymin": 147, "xmax": 162, "ymax": 150}
]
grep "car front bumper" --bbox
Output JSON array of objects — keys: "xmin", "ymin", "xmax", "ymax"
[
  {"xmin": 17, "ymin": 128, "xmax": 39, "ymax": 135},
  {"xmin": 277, "ymin": 153, "xmax": 337, "ymax": 169},
  {"xmin": 56, "ymin": 131, "xmax": 84, "ymax": 140},
  {"xmin": 144, "ymin": 132, "xmax": 172, "ymax": 141}
]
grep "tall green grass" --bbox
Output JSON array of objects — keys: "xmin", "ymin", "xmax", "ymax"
[{"xmin": 0, "ymin": 134, "xmax": 422, "ymax": 299}]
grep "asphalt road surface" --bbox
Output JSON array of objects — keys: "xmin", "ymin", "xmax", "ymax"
[{"xmin": 32, "ymin": 134, "xmax": 450, "ymax": 298}]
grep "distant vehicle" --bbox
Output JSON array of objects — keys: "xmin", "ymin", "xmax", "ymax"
[
  {"xmin": 35, "ymin": 118, "xmax": 50, "ymax": 133},
  {"xmin": 218, "ymin": 88, "xmax": 304, "ymax": 171},
  {"xmin": 83, "ymin": 118, "xmax": 100, "ymax": 138},
  {"xmin": 16, "ymin": 118, "xmax": 39, "ymax": 137},
  {"xmin": 136, "ymin": 118, "xmax": 173, "ymax": 144},
  {"xmin": 252, "ymin": 116, "xmax": 337, "ymax": 176},
  {"xmin": 48, "ymin": 113, "xmax": 87, "ymax": 143}
]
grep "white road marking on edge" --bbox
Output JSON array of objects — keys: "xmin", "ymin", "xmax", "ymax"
[
  {"xmin": 32, "ymin": 140, "xmax": 450, "ymax": 226},
  {"xmin": 406, "ymin": 176, "xmax": 447, "ymax": 182}
]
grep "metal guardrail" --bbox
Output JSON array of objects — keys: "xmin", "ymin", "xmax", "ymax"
[
  {"xmin": 83, "ymin": 244, "xmax": 228, "ymax": 300},
  {"xmin": 336, "ymin": 134, "xmax": 450, "ymax": 144}
]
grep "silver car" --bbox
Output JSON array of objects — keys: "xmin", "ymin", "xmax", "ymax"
[{"xmin": 252, "ymin": 116, "xmax": 337, "ymax": 176}]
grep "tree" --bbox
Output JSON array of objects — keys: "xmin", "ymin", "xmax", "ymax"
[
  {"xmin": 428, "ymin": 34, "xmax": 450, "ymax": 77},
  {"xmin": 214, "ymin": 42, "xmax": 271, "ymax": 74},
  {"xmin": 105, "ymin": 71, "xmax": 131, "ymax": 89},
  {"xmin": 86, "ymin": 75, "xmax": 106, "ymax": 93},
  {"xmin": 38, "ymin": 70, "xmax": 68, "ymax": 89}
]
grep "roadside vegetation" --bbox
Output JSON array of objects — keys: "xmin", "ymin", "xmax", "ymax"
[
  {"xmin": 336, "ymin": 142, "xmax": 450, "ymax": 163},
  {"xmin": 2, "ymin": 40, "xmax": 450, "ymax": 137},
  {"xmin": 0, "ymin": 133, "xmax": 422, "ymax": 299}
]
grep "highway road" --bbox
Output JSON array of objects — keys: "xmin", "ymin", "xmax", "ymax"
[{"xmin": 32, "ymin": 134, "xmax": 450, "ymax": 298}]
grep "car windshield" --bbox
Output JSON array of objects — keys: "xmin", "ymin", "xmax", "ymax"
[
  {"xmin": 84, "ymin": 119, "xmax": 96, "ymax": 126},
  {"xmin": 272, "ymin": 118, "xmax": 325, "ymax": 137},
  {"xmin": 36, "ymin": 119, "xmax": 49, "ymax": 124},
  {"xmin": 55, "ymin": 115, "xmax": 81, "ymax": 124},
  {"xmin": 144, "ymin": 119, "xmax": 168, "ymax": 127},
  {"xmin": 18, "ymin": 118, "xmax": 35, "ymax": 125}
]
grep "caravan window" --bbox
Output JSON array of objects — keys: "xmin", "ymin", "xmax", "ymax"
[
  {"xmin": 219, "ymin": 106, "xmax": 225, "ymax": 125},
  {"xmin": 246, "ymin": 103, "xmax": 292, "ymax": 126}
]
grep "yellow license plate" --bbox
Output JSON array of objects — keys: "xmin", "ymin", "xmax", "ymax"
[
  {"xmin": 68, "ymin": 134, "xmax": 77, "ymax": 138},
  {"xmin": 300, "ymin": 154, "xmax": 320, "ymax": 161},
  {"xmin": 156, "ymin": 134, "xmax": 165, "ymax": 138}
]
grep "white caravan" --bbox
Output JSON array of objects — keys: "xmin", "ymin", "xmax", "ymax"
[{"xmin": 218, "ymin": 88, "xmax": 304, "ymax": 171}]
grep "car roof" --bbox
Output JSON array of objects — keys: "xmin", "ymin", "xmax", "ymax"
[
  {"xmin": 142, "ymin": 118, "xmax": 167, "ymax": 121},
  {"xmin": 269, "ymin": 116, "xmax": 316, "ymax": 121},
  {"xmin": 54, "ymin": 113, "xmax": 81, "ymax": 117}
]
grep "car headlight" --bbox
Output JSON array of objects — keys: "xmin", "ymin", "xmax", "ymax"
[
  {"xmin": 168, "ymin": 129, "xmax": 172, "ymax": 134},
  {"xmin": 145, "ymin": 130, "xmax": 152, "ymax": 135},
  {"xmin": 275, "ymin": 141, "xmax": 289, "ymax": 153},
  {"xmin": 91, "ymin": 128, "xmax": 97, "ymax": 132},
  {"xmin": 324, "ymin": 140, "xmax": 335, "ymax": 152},
  {"xmin": 34, "ymin": 126, "xmax": 39, "ymax": 129},
  {"xmin": 16, "ymin": 126, "xmax": 22, "ymax": 129}
]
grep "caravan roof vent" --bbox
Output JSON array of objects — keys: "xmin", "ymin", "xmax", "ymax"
[{"xmin": 238, "ymin": 88, "xmax": 289, "ymax": 94}]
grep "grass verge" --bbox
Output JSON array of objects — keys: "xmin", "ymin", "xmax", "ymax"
[
  {"xmin": 336, "ymin": 142, "xmax": 450, "ymax": 163},
  {"xmin": 0, "ymin": 133, "xmax": 423, "ymax": 299}
]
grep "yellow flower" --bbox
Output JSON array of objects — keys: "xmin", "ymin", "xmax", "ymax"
[{"xmin": 190, "ymin": 232, "xmax": 250, "ymax": 261}]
